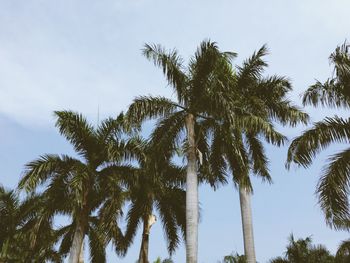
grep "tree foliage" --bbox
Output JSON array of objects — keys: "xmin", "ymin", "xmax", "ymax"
[{"xmin": 287, "ymin": 42, "xmax": 350, "ymax": 229}]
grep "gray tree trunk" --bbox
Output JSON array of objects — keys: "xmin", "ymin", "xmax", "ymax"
[
  {"xmin": 185, "ymin": 114, "xmax": 198, "ymax": 263},
  {"xmin": 68, "ymin": 223, "xmax": 85, "ymax": 263},
  {"xmin": 138, "ymin": 214, "xmax": 157, "ymax": 263},
  {"xmin": 239, "ymin": 185, "xmax": 256, "ymax": 263}
]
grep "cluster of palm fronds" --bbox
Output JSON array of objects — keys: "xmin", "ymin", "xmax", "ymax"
[
  {"xmin": 269, "ymin": 234, "xmax": 350, "ymax": 263},
  {"xmin": 218, "ymin": 234, "xmax": 350, "ymax": 263},
  {"xmin": 1, "ymin": 40, "xmax": 350, "ymax": 263},
  {"xmin": 1, "ymin": 111, "xmax": 187, "ymax": 263}
]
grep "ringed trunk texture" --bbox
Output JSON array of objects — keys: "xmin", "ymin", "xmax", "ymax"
[
  {"xmin": 68, "ymin": 223, "xmax": 85, "ymax": 263},
  {"xmin": 185, "ymin": 114, "xmax": 198, "ymax": 263},
  {"xmin": 239, "ymin": 185, "xmax": 256, "ymax": 263},
  {"xmin": 138, "ymin": 214, "xmax": 157, "ymax": 263}
]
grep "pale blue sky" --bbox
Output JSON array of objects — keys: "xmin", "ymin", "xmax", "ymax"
[{"xmin": 1, "ymin": 1, "xmax": 350, "ymax": 262}]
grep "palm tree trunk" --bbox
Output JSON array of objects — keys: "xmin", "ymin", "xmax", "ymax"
[
  {"xmin": 79, "ymin": 242, "xmax": 84, "ymax": 263},
  {"xmin": 239, "ymin": 184, "xmax": 256, "ymax": 263},
  {"xmin": 185, "ymin": 113, "xmax": 198, "ymax": 263},
  {"xmin": 68, "ymin": 223, "xmax": 85, "ymax": 263},
  {"xmin": 138, "ymin": 214, "xmax": 157, "ymax": 263}
]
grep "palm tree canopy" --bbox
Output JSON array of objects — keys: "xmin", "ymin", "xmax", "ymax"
[
  {"xmin": 270, "ymin": 234, "xmax": 335, "ymax": 263},
  {"xmin": 18, "ymin": 111, "xmax": 140, "ymax": 262},
  {"xmin": 336, "ymin": 239, "xmax": 350, "ymax": 262},
  {"xmin": 199, "ymin": 44, "xmax": 308, "ymax": 191},
  {"xmin": 121, "ymin": 137, "xmax": 186, "ymax": 255},
  {"xmin": 128, "ymin": 41, "xmax": 308, "ymax": 190},
  {"xmin": 286, "ymin": 42, "xmax": 350, "ymax": 228},
  {"xmin": 0, "ymin": 186, "xmax": 63, "ymax": 262}
]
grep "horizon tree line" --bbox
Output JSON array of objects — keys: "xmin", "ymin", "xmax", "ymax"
[{"xmin": 0, "ymin": 40, "xmax": 350, "ymax": 263}]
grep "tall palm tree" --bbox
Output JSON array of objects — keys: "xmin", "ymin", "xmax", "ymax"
[
  {"xmin": 18, "ymin": 111, "xmax": 136, "ymax": 263},
  {"xmin": 121, "ymin": 138, "xmax": 186, "ymax": 263},
  {"xmin": 126, "ymin": 40, "xmax": 237, "ymax": 263},
  {"xmin": 286, "ymin": 42, "xmax": 350, "ymax": 228},
  {"xmin": 200, "ymin": 46, "xmax": 308, "ymax": 263}
]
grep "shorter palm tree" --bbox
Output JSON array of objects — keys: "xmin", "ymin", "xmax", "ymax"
[
  {"xmin": 19, "ymin": 111, "xmax": 137, "ymax": 263},
  {"xmin": 335, "ymin": 239, "xmax": 350, "ymax": 263},
  {"xmin": 220, "ymin": 252, "xmax": 247, "ymax": 263},
  {"xmin": 0, "ymin": 186, "xmax": 62, "ymax": 262},
  {"xmin": 269, "ymin": 234, "xmax": 334, "ymax": 263},
  {"xmin": 152, "ymin": 257, "xmax": 174, "ymax": 263},
  {"xmin": 122, "ymin": 138, "xmax": 186, "ymax": 263}
]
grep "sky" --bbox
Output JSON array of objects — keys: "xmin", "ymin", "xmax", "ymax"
[{"xmin": 0, "ymin": 0, "xmax": 350, "ymax": 262}]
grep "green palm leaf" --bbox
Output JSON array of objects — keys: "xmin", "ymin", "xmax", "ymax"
[{"xmin": 287, "ymin": 117, "xmax": 350, "ymax": 168}]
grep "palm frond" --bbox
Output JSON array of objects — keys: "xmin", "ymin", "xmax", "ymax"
[
  {"xmin": 317, "ymin": 148, "xmax": 350, "ymax": 229},
  {"xmin": 287, "ymin": 117, "xmax": 350, "ymax": 168},
  {"xmin": 237, "ymin": 44, "xmax": 268, "ymax": 85},
  {"xmin": 142, "ymin": 43, "xmax": 187, "ymax": 103},
  {"xmin": 245, "ymin": 132, "xmax": 271, "ymax": 183},
  {"xmin": 330, "ymin": 42, "xmax": 350, "ymax": 83},
  {"xmin": 58, "ymin": 224, "xmax": 74, "ymax": 256},
  {"xmin": 255, "ymin": 75, "xmax": 292, "ymax": 99},
  {"xmin": 88, "ymin": 226, "xmax": 106, "ymax": 263},
  {"xmin": 54, "ymin": 111, "xmax": 96, "ymax": 159},
  {"xmin": 148, "ymin": 111, "xmax": 186, "ymax": 161},
  {"xmin": 120, "ymin": 201, "xmax": 143, "ymax": 253},
  {"xmin": 268, "ymin": 100, "xmax": 309, "ymax": 127},
  {"xmin": 19, "ymin": 154, "xmax": 84, "ymax": 192},
  {"xmin": 98, "ymin": 164, "xmax": 138, "ymax": 189},
  {"xmin": 155, "ymin": 199, "xmax": 180, "ymax": 254},
  {"xmin": 189, "ymin": 40, "xmax": 224, "ymax": 97},
  {"xmin": 231, "ymin": 114, "xmax": 287, "ymax": 146},
  {"xmin": 206, "ymin": 125, "xmax": 228, "ymax": 188},
  {"xmin": 303, "ymin": 42, "xmax": 350, "ymax": 108},
  {"xmin": 126, "ymin": 96, "xmax": 180, "ymax": 125},
  {"xmin": 336, "ymin": 239, "xmax": 350, "ymax": 258},
  {"xmin": 302, "ymin": 79, "xmax": 350, "ymax": 108},
  {"xmin": 225, "ymin": 131, "xmax": 251, "ymax": 190},
  {"xmin": 96, "ymin": 113, "xmax": 126, "ymax": 143}
]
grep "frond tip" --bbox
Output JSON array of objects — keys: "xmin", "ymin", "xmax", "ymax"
[
  {"xmin": 286, "ymin": 117, "xmax": 350, "ymax": 169},
  {"xmin": 317, "ymin": 148, "xmax": 350, "ymax": 229}
]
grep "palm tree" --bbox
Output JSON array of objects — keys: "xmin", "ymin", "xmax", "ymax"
[
  {"xmin": 152, "ymin": 257, "xmax": 174, "ymax": 263},
  {"xmin": 286, "ymin": 42, "xmax": 350, "ymax": 228},
  {"xmin": 0, "ymin": 186, "xmax": 63, "ymax": 262},
  {"xmin": 126, "ymin": 40, "xmax": 237, "ymax": 262},
  {"xmin": 335, "ymin": 239, "xmax": 350, "ymax": 262},
  {"xmin": 18, "ymin": 111, "xmax": 136, "ymax": 263},
  {"xmin": 0, "ymin": 186, "xmax": 23, "ymax": 258},
  {"xmin": 221, "ymin": 252, "xmax": 247, "ymax": 263},
  {"xmin": 269, "ymin": 234, "xmax": 335, "ymax": 263},
  {"xmin": 201, "ymin": 46, "xmax": 308, "ymax": 263},
  {"xmin": 121, "ymin": 138, "xmax": 186, "ymax": 263}
]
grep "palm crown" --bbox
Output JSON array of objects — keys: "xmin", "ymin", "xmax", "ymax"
[
  {"xmin": 287, "ymin": 42, "xmax": 350, "ymax": 229},
  {"xmin": 203, "ymin": 45, "xmax": 309, "ymax": 189},
  {"xmin": 126, "ymin": 40, "xmax": 239, "ymax": 263},
  {"xmin": 0, "ymin": 186, "xmax": 63, "ymax": 262},
  {"xmin": 121, "ymin": 138, "xmax": 186, "ymax": 263},
  {"xmin": 198, "ymin": 45, "xmax": 308, "ymax": 263},
  {"xmin": 18, "ymin": 111, "xmax": 138, "ymax": 262}
]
